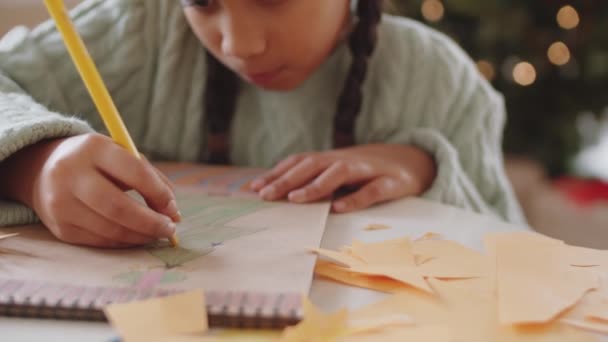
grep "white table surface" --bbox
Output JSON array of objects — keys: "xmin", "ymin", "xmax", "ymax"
[{"xmin": 1, "ymin": 198, "xmax": 603, "ymax": 341}]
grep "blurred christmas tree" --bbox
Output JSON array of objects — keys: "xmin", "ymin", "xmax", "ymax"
[{"xmin": 388, "ymin": 0, "xmax": 608, "ymax": 175}]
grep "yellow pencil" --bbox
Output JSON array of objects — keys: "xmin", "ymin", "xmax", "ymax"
[{"xmin": 43, "ymin": 0, "xmax": 179, "ymax": 248}]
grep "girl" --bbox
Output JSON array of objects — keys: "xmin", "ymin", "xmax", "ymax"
[{"xmin": 0, "ymin": 0, "xmax": 524, "ymax": 248}]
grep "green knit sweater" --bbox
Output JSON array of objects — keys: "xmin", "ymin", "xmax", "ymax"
[{"xmin": 0, "ymin": 0, "xmax": 525, "ymax": 226}]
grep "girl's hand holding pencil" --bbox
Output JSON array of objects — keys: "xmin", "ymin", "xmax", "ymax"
[{"xmin": 0, "ymin": 134, "xmax": 180, "ymax": 248}]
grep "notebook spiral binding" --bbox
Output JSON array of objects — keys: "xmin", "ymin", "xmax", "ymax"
[{"xmin": 0, "ymin": 279, "xmax": 303, "ymax": 329}]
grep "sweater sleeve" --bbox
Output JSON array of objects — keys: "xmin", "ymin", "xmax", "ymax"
[
  {"xmin": 366, "ymin": 19, "xmax": 526, "ymax": 225},
  {"xmin": 0, "ymin": 0, "xmax": 160, "ymax": 227}
]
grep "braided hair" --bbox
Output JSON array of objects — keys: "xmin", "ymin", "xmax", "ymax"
[{"xmin": 201, "ymin": 0, "xmax": 384, "ymax": 163}]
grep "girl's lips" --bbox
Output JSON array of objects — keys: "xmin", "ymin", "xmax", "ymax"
[{"xmin": 245, "ymin": 67, "xmax": 285, "ymax": 86}]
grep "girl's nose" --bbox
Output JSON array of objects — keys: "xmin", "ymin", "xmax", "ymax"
[{"xmin": 220, "ymin": 18, "xmax": 266, "ymax": 60}]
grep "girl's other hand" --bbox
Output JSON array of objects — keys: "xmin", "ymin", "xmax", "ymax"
[
  {"xmin": 250, "ymin": 144, "xmax": 437, "ymax": 213},
  {"xmin": 0, "ymin": 134, "xmax": 180, "ymax": 248}
]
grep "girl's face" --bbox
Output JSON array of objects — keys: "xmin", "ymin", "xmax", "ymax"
[{"xmin": 183, "ymin": 0, "xmax": 351, "ymax": 91}]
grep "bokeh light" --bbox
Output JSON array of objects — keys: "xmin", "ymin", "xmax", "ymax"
[
  {"xmin": 557, "ymin": 5, "xmax": 580, "ymax": 30},
  {"xmin": 421, "ymin": 0, "xmax": 445, "ymax": 23},
  {"xmin": 548, "ymin": 41, "xmax": 571, "ymax": 66},
  {"xmin": 512, "ymin": 62, "xmax": 537, "ymax": 86}
]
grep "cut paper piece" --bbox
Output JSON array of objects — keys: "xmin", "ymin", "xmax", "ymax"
[
  {"xmin": 494, "ymin": 234, "xmax": 599, "ymax": 325},
  {"xmin": 586, "ymin": 299, "xmax": 608, "ymax": 322},
  {"xmin": 346, "ymin": 314, "xmax": 413, "ymax": 335},
  {"xmin": 345, "ymin": 325, "xmax": 452, "ymax": 342},
  {"xmin": 309, "ymin": 248, "xmax": 364, "ymax": 268},
  {"xmin": 363, "ymin": 224, "xmax": 391, "ymax": 231},
  {"xmin": 414, "ymin": 232, "xmax": 443, "ymax": 242},
  {"xmin": 280, "ymin": 298, "xmax": 348, "ymax": 342},
  {"xmin": 566, "ymin": 245, "xmax": 608, "ymax": 269},
  {"xmin": 412, "ymin": 239, "xmax": 490, "ymax": 279},
  {"xmin": 350, "ymin": 238, "xmax": 415, "ymax": 266},
  {"xmin": 311, "ymin": 238, "xmax": 432, "ymax": 292},
  {"xmin": 0, "ymin": 233, "xmax": 19, "ymax": 241},
  {"xmin": 213, "ymin": 330, "xmax": 280, "ymax": 340},
  {"xmin": 348, "ymin": 264, "xmax": 432, "ymax": 293},
  {"xmin": 562, "ymin": 319, "xmax": 608, "ymax": 335},
  {"xmin": 351, "ymin": 279, "xmax": 597, "ymax": 342},
  {"xmin": 345, "ymin": 238, "xmax": 432, "ymax": 292},
  {"xmin": 484, "ymin": 231, "xmax": 564, "ymax": 258},
  {"xmin": 104, "ymin": 290, "xmax": 208, "ymax": 342},
  {"xmin": 561, "ymin": 289, "xmax": 608, "ymax": 334},
  {"xmin": 314, "ymin": 260, "xmax": 410, "ymax": 294}
]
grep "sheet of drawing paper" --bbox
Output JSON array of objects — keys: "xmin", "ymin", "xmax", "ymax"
[{"xmin": 0, "ymin": 190, "xmax": 330, "ymax": 295}]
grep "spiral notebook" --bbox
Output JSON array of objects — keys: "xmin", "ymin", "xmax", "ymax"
[
  {"xmin": 0, "ymin": 278, "xmax": 302, "ymax": 329},
  {"xmin": 0, "ymin": 164, "xmax": 330, "ymax": 329}
]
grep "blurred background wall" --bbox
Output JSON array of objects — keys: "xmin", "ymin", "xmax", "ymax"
[{"xmin": 390, "ymin": 0, "xmax": 608, "ymax": 177}]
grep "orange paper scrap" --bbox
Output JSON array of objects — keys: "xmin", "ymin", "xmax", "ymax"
[
  {"xmin": 314, "ymin": 260, "xmax": 410, "ymax": 294},
  {"xmin": 352, "ymin": 279, "xmax": 597, "ymax": 342},
  {"xmin": 311, "ymin": 238, "xmax": 433, "ymax": 293},
  {"xmin": 412, "ymin": 239, "xmax": 490, "ymax": 279},
  {"xmin": 494, "ymin": 233, "xmax": 599, "ymax": 325},
  {"xmin": 363, "ymin": 224, "xmax": 391, "ymax": 231},
  {"xmin": 280, "ymin": 298, "xmax": 349, "ymax": 342},
  {"xmin": 104, "ymin": 290, "xmax": 208, "ymax": 342}
]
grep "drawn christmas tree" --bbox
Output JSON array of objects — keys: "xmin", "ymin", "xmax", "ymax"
[{"xmin": 146, "ymin": 194, "xmax": 274, "ymax": 268}]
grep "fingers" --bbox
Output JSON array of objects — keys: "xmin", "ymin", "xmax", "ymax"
[
  {"xmin": 332, "ymin": 177, "xmax": 403, "ymax": 213},
  {"xmin": 141, "ymin": 154, "xmax": 176, "ymax": 193},
  {"xmin": 52, "ymin": 224, "xmax": 135, "ymax": 249},
  {"xmin": 95, "ymin": 145, "xmax": 180, "ymax": 222},
  {"xmin": 259, "ymin": 156, "xmax": 331, "ymax": 201},
  {"xmin": 153, "ymin": 166, "xmax": 176, "ymax": 192},
  {"xmin": 72, "ymin": 174, "xmax": 177, "ymax": 239},
  {"xmin": 250, "ymin": 154, "xmax": 308, "ymax": 191},
  {"xmin": 287, "ymin": 162, "xmax": 350, "ymax": 203},
  {"xmin": 65, "ymin": 199, "xmax": 158, "ymax": 245}
]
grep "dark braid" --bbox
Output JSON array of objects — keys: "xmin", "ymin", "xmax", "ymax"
[
  {"xmin": 203, "ymin": 52, "xmax": 240, "ymax": 164},
  {"xmin": 199, "ymin": 0, "xmax": 383, "ymax": 164},
  {"xmin": 334, "ymin": 0, "xmax": 383, "ymax": 148}
]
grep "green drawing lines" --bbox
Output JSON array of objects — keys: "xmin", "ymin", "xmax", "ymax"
[{"xmin": 145, "ymin": 194, "xmax": 273, "ymax": 268}]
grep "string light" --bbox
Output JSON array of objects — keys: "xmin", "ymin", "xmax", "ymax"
[
  {"xmin": 421, "ymin": 0, "xmax": 445, "ymax": 23},
  {"xmin": 512, "ymin": 62, "xmax": 537, "ymax": 86},
  {"xmin": 557, "ymin": 5, "xmax": 580, "ymax": 30},
  {"xmin": 476, "ymin": 60, "xmax": 496, "ymax": 81},
  {"xmin": 548, "ymin": 41, "xmax": 571, "ymax": 66}
]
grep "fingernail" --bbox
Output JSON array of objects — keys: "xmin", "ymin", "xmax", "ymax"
[
  {"xmin": 260, "ymin": 186, "xmax": 276, "ymax": 200},
  {"xmin": 164, "ymin": 199, "xmax": 181, "ymax": 222},
  {"xmin": 333, "ymin": 201, "xmax": 347, "ymax": 212},
  {"xmin": 289, "ymin": 189, "xmax": 306, "ymax": 203},
  {"xmin": 163, "ymin": 217, "xmax": 177, "ymax": 237}
]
